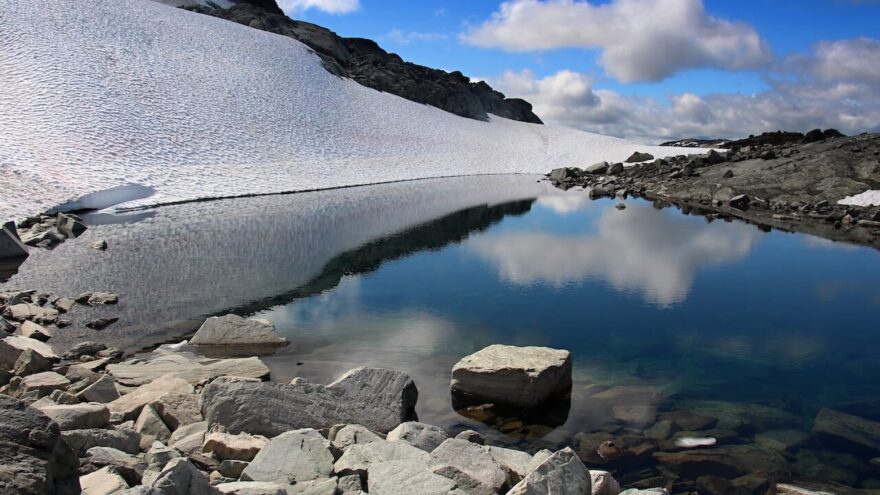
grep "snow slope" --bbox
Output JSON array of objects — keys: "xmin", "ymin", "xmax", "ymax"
[{"xmin": 0, "ymin": 0, "xmax": 699, "ymax": 220}]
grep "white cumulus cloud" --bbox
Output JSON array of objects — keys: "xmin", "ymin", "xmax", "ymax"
[
  {"xmin": 277, "ymin": 0, "xmax": 360, "ymax": 14},
  {"xmin": 462, "ymin": 0, "xmax": 773, "ymax": 83}
]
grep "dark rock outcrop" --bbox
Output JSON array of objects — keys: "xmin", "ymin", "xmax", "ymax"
[
  {"xmin": 0, "ymin": 395, "xmax": 80, "ymax": 494},
  {"xmin": 185, "ymin": 2, "xmax": 542, "ymax": 124}
]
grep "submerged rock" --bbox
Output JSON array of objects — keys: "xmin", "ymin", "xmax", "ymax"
[
  {"xmin": 201, "ymin": 367, "xmax": 417, "ymax": 436},
  {"xmin": 812, "ymin": 407, "xmax": 880, "ymax": 455},
  {"xmin": 451, "ymin": 344, "xmax": 572, "ymax": 408}
]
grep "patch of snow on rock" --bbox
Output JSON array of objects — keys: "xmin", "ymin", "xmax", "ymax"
[
  {"xmin": 839, "ymin": 190, "xmax": 880, "ymax": 207},
  {"xmin": 0, "ymin": 0, "xmax": 702, "ymax": 220}
]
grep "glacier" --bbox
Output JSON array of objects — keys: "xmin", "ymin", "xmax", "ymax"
[{"xmin": 0, "ymin": 0, "xmax": 699, "ymax": 221}]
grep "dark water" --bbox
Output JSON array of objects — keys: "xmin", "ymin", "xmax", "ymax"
[{"xmin": 5, "ymin": 175, "xmax": 880, "ymax": 488}]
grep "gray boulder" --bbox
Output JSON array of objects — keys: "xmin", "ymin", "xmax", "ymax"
[
  {"xmin": 451, "ymin": 344, "xmax": 572, "ymax": 408},
  {"xmin": 151, "ymin": 457, "xmax": 218, "ymax": 495},
  {"xmin": 20, "ymin": 321, "xmax": 52, "ymax": 341},
  {"xmin": 81, "ymin": 446, "xmax": 146, "ymax": 486},
  {"xmin": 8, "ymin": 303, "xmax": 58, "ymax": 324},
  {"xmin": 190, "ymin": 314, "xmax": 289, "ymax": 350},
  {"xmin": 63, "ymin": 341, "xmax": 107, "ymax": 360},
  {"xmin": 19, "ymin": 371, "xmax": 71, "ymax": 398},
  {"xmin": 386, "ymin": 421, "xmax": 448, "ymax": 452},
  {"xmin": 201, "ymin": 367, "xmax": 417, "ymax": 436},
  {"xmin": 508, "ymin": 447, "xmax": 590, "ymax": 495},
  {"xmin": 329, "ymin": 424, "xmax": 384, "ymax": 451},
  {"xmin": 367, "ymin": 460, "xmax": 458, "ymax": 495},
  {"xmin": 203, "ymin": 431, "xmax": 269, "ymax": 462},
  {"xmin": 108, "ymin": 374, "xmax": 194, "ymax": 421},
  {"xmin": 584, "ymin": 161, "xmax": 609, "ymax": 175},
  {"xmin": 14, "ymin": 348, "xmax": 54, "ymax": 376},
  {"xmin": 0, "ymin": 335, "xmax": 58, "ymax": 369},
  {"xmin": 625, "ymin": 152, "xmax": 654, "ymax": 163},
  {"xmin": 0, "ymin": 395, "xmax": 80, "ymax": 494},
  {"xmin": 0, "ymin": 224, "xmax": 28, "ymax": 260},
  {"xmin": 240, "ymin": 429, "xmax": 334, "ymax": 484},
  {"xmin": 63, "ymin": 428, "xmax": 141, "ymax": 456},
  {"xmin": 35, "ymin": 402, "xmax": 110, "ymax": 430},
  {"xmin": 134, "ymin": 405, "xmax": 172, "ymax": 443},
  {"xmin": 79, "ymin": 465, "xmax": 129, "ymax": 494},
  {"xmin": 548, "ymin": 168, "xmax": 578, "ymax": 181},
  {"xmin": 427, "ymin": 438, "xmax": 508, "ymax": 494},
  {"xmin": 56, "ymin": 213, "xmax": 87, "ymax": 238},
  {"xmin": 77, "ymin": 375, "xmax": 120, "ymax": 403},
  {"xmin": 334, "ymin": 440, "xmax": 428, "ymax": 480},
  {"xmin": 168, "ymin": 421, "xmax": 207, "ymax": 456}
]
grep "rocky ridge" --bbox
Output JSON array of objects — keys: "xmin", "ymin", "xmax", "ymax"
[
  {"xmin": 549, "ymin": 132, "xmax": 880, "ymax": 249},
  {"xmin": 182, "ymin": 1, "xmax": 543, "ymax": 124}
]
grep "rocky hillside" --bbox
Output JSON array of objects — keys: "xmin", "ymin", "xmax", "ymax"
[{"xmin": 185, "ymin": 1, "xmax": 543, "ymax": 124}]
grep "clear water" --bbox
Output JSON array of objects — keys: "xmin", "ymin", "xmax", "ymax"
[{"xmin": 5, "ymin": 175, "xmax": 880, "ymax": 488}]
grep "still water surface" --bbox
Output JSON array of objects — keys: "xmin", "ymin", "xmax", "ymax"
[{"xmin": 5, "ymin": 175, "xmax": 880, "ymax": 487}]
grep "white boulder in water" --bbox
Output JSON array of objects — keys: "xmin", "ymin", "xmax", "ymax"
[
  {"xmin": 451, "ymin": 344, "xmax": 572, "ymax": 408},
  {"xmin": 190, "ymin": 314, "xmax": 289, "ymax": 348}
]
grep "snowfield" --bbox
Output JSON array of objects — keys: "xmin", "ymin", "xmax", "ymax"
[{"xmin": 0, "ymin": 0, "xmax": 699, "ymax": 221}]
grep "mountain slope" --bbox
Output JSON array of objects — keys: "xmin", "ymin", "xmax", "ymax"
[
  {"xmin": 0, "ymin": 0, "xmax": 699, "ymax": 220},
  {"xmin": 185, "ymin": 1, "xmax": 542, "ymax": 123}
]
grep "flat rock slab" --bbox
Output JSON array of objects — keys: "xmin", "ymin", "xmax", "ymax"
[
  {"xmin": 368, "ymin": 460, "xmax": 457, "ymax": 495},
  {"xmin": 0, "ymin": 335, "xmax": 59, "ymax": 367},
  {"xmin": 201, "ymin": 367, "xmax": 417, "ymax": 436},
  {"xmin": 108, "ymin": 352, "xmax": 270, "ymax": 386},
  {"xmin": 813, "ymin": 407, "xmax": 880, "ymax": 455},
  {"xmin": 451, "ymin": 344, "xmax": 572, "ymax": 408},
  {"xmin": 108, "ymin": 374, "xmax": 194, "ymax": 421},
  {"xmin": 35, "ymin": 402, "xmax": 110, "ymax": 430},
  {"xmin": 8, "ymin": 303, "xmax": 59, "ymax": 324}
]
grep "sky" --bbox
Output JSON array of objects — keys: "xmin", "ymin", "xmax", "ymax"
[{"xmin": 279, "ymin": 0, "xmax": 880, "ymax": 143}]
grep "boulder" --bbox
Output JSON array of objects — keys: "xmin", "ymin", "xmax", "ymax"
[
  {"xmin": 76, "ymin": 292, "xmax": 118, "ymax": 305},
  {"xmin": 329, "ymin": 424, "xmax": 384, "ymax": 451},
  {"xmin": 108, "ymin": 352, "xmax": 270, "ymax": 387},
  {"xmin": 8, "ymin": 303, "xmax": 59, "ymax": 324},
  {"xmin": 549, "ymin": 167, "xmax": 578, "ymax": 181},
  {"xmin": 240, "ymin": 429, "xmax": 334, "ymax": 484},
  {"xmin": 20, "ymin": 371, "xmax": 71, "ymax": 398},
  {"xmin": 450, "ymin": 344, "xmax": 572, "ymax": 408},
  {"xmin": 201, "ymin": 367, "xmax": 418, "ymax": 436},
  {"xmin": 486, "ymin": 446, "xmax": 534, "ymax": 485},
  {"xmin": 21, "ymin": 321, "xmax": 52, "ymax": 341},
  {"xmin": 584, "ymin": 162, "xmax": 610, "ymax": 175},
  {"xmin": 386, "ymin": 421, "xmax": 448, "ymax": 452},
  {"xmin": 335, "ymin": 439, "xmax": 428, "ymax": 480},
  {"xmin": 705, "ymin": 149, "xmax": 726, "ymax": 164},
  {"xmin": 86, "ymin": 318, "xmax": 119, "ymax": 331},
  {"xmin": 729, "ymin": 194, "xmax": 751, "ymax": 210},
  {"xmin": 0, "ymin": 225, "xmax": 29, "ymax": 260},
  {"xmin": 13, "ymin": 348, "xmax": 54, "ymax": 376},
  {"xmin": 591, "ymin": 470, "xmax": 621, "ymax": 495},
  {"xmin": 508, "ymin": 448, "xmax": 590, "ymax": 495},
  {"xmin": 150, "ymin": 457, "xmax": 218, "ymax": 495},
  {"xmin": 53, "ymin": 297, "xmax": 76, "ymax": 313},
  {"xmin": 57, "ymin": 213, "xmax": 87, "ymax": 238},
  {"xmin": 0, "ymin": 395, "xmax": 80, "ymax": 494},
  {"xmin": 427, "ymin": 438, "xmax": 508, "ymax": 494},
  {"xmin": 49, "ymin": 389, "xmax": 80, "ymax": 405},
  {"xmin": 218, "ymin": 459, "xmax": 249, "ymax": 479},
  {"xmin": 0, "ymin": 335, "xmax": 58, "ymax": 368},
  {"xmin": 190, "ymin": 314, "xmax": 289, "ymax": 350},
  {"xmin": 625, "ymin": 152, "xmax": 654, "ymax": 163},
  {"xmin": 108, "ymin": 374, "xmax": 194, "ymax": 421},
  {"xmin": 215, "ymin": 481, "xmax": 294, "ymax": 494},
  {"xmin": 77, "ymin": 375, "xmax": 120, "ymax": 404},
  {"xmin": 64, "ymin": 342, "xmax": 107, "ymax": 360},
  {"xmin": 81, "ymin": 446, "xmax": 146, "ymax": 482},
  {"xmin": 134, "ymin": 405, "xmax": 172, "ymax": 443},
  {"xmin": 168, "ymin": 421, "xmax": 208, "ymax": 456},
  {"xmin": 203, "ymin": 431, "xmax": 269, "ymax": 462},
  {"xmin": 812, "ymin": 407, "xmax": 880, "ymax": 455},
  {"xmin": 367, "ymin": 460, "xmax": 457, "ymax": 495},
  {"xmin": 63, "ymin": 428, "xmax": 141, "ymax": 456},
  {"xmin": 79, "ymin": 465, "xmax": 129, "ymax": 494},
  {"xmin": 336, "ymin": 474, "xmax": 363, "ymax": 494},
  {"xmin": 153, "ymin": 391, "xmax": 201, "ymax": 430},
  {"xmin": 454, "ymin": 429, "xmax": 485, "ymax": 445},
  {"xmin": 607, "ymin": 162, "xmax": 624, "ymax": 175},
  {"xmin": 145, "ymin": 441, "xmax": 180, "ymax": 470},
  {"xmin": 36, "ymin": 402, "xmax": 111, "ymax": 430}
]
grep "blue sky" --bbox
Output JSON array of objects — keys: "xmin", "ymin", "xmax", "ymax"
[{"xmin": 283, "ymin": 0, "xmax": 880, "ymax": 141}]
